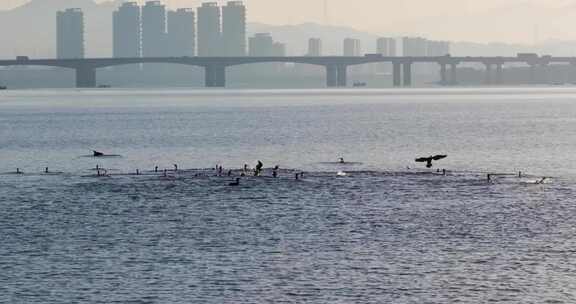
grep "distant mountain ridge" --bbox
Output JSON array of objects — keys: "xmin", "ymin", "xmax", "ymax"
[{"xmin": 0, "ymin": 0, "xmax": 574, "ymax": 59}]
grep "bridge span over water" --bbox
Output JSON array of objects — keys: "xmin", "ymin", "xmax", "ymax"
[{"xmin": 0, "ymin": 55, "xmax": 573, "ymax": 88}]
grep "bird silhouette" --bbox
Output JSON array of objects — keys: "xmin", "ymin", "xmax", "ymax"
[
  {"xmin": 415, "ymin": 155, "xmax": 447, "ymax": 168},
  {"xmin": 229, "ymin": 178, "xmax": 241, "ymax": 186}
]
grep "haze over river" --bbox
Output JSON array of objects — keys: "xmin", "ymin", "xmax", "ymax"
[{"xmin": 1, "ymin": 88, "xmax": 576, "ymax": 303}]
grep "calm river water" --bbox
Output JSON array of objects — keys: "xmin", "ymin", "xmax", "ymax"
[{"xmin": 1, "ymin": 88, "xmax": 576, "ymax": 303}]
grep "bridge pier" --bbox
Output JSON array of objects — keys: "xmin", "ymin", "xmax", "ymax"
[
  {"xmin": 205, "ymin": 64, "xmax": 226, "ymax": 87},
  {"xmin": 403, "ymin": 62, "xmax": 412, "ymax": 87},
  {"xmin": 75, "ymin": 66, "xmax": 96, "ymax": 88},
  {"xmin": 484, "ymin": 63, "xmax": 493, "ymax": 85},
  {"xmin": 393, "ymin": 62, "xmax": 402, "ymax": 87},
  {"xmin": 529, "ymin": 64, "xmax": 537, "ymax": 84},
  {"xmin": 540, "ymin": 63, "xmax": 550, "ymax": 84},
  {"xmin": 337, "ymin": 65, "xmax": 348, "ymax": 87},
  {"xmin": 570, "ymin": 62, "xmax": 576, "ymax": 83},
  {"xmin": 495, "ymin": 64, "xmax": 503, "ymax": 85},
  {"xmin": 439, "ymin": 64, "xmax": 447, "ymax": 86},
  {"xmin": 449, "ymin": 63, "xmax": 458, "ymax": 86},
  {"xmin": 326, "ymin": 65, "xmax": 337, "ymax": 87},
  {"xmin": 325, "ymin": 64, "xmax": 348, "ymax": 87}
]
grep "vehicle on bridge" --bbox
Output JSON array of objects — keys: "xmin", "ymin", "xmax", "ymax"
[{"xmin": 517, "ymin": 53, "xmax": 538, "ymax": 60}]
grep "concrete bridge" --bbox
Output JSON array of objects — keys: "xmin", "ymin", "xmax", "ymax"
[{"xmin": 0, "ymin": 54, "xmax": 573, "ymax": 88}]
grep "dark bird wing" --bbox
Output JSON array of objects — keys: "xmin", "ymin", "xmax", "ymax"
[
  {"xmin": 432, "ymin": 155, "xmax": 447, "ymax": 161},
  {"xmin": 415, "ymin": 157, "xmax": 430, "ymax": 162}
]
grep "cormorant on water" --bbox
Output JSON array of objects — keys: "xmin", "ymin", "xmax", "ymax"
[
  {"xmin": 229, "ymin": 178, "xmax": 241, "ymax": 186},
  {"xmin": 255, "ymin": 161, "xmax": 263, "ymax": 176},
  {"xmin": 92, "ymin": 150, "xmax": 121, "ymax": 158},
  {"xmin": 97, "ymin": 169, "xmax": 109, "ymax": 177},
  {"xmin": 415, "ymin": 155, "xmax": 447, "ymax": 168}
]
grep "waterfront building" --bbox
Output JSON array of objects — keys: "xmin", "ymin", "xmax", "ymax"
[
  {"xmin": 113, "ymin": 2, "xmax": 141, "ymax": 58},
  {"xmin": 343, "ymin": 38, "xmax": 362, "ymax": 56},
  {"xmin": 222, "ymin": 1, "xmax": 246, "ymax": 56},
  {"xmin": 167, "ymin": 8, "xmax": 195, "ymax": 56},
  {"xmin": 197, "ymin": 2, "xmax": 221, "ymax": 56},
  {"xmin": 308, "ymin": 38, "xmax": 322, "ymax": 56},
  {"xmin": 57, "ymin": 8, "xmax": 84, "ymax": 59},
  {"xmin": 142, "ymin": 1, "xmax": 167, "ymax": 57}
]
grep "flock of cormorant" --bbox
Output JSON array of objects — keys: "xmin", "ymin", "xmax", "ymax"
[{"xmin": 4, "ymin": 152, "xmax": 550, "ymax": 185}]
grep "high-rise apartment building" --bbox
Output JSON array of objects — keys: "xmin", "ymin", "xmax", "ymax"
[
  {"xmin": 57, "ymin": 8, "xmax": 84, "ymax": 59},
  {"xmin": 374, "ymin": 37, "xmax": 396, "ymax": 73},
  {"xmin": 197, "ymin": 2, "xmax": 221, "ymax": 56},
  {"xmin": 402, "ymin": 37, "xmax": 428, "ymax": 75},
  {"xmin": 308, "ymin": 38, "xmax": 322, "ymax": 56},
  {"xmin": 249, "ymin": 33, "xmax": 274, "ymax": 56},
  {"xmin": 113, "ymin": 2, "xmax": 141, "ymax": 58},
  {"xmin": 222, "ymin": 1, "xmax": 246, "ymax": 56},
  {"xmin": 167, "ymin": 8, "xmax": 195, "ymax": 57},
  {"xmin": 376, "ymin": 37, "xmax": 396, "ymax": 56},
  {"xmin": 427, "ymin": 40, "xmax": 450, "ymax": 56},
  {"xmin": 272, "ymin": 42, "xmax": 286, "ymax": 56},
  {"xmin": 402, "ymin": 37, "xmax": 427, "ymax": 56},
  {"xmin": 248, "ymin": 33, "xmax": 285, "ymax": 73},
  {"xmin": 142, "ymin": 1, "xmax": 167, "ymax": 57},
  {"xmin": 343, "ymin": 38, "xmax": 362, "ymax": 56},
  {"xmin": 248, "ymin": 33, "xmax": 286, "ymax": 57}
]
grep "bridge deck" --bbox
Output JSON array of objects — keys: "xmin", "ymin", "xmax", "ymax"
[{"xmin": 0, "ymin": 55, "xmax": 574, "ymax": 69}]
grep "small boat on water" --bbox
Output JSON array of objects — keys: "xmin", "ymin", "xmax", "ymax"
[
  {"xmin": 0, "ymin": 86, "xmax": 7, "ymax": 90},
  {"xmin": 97, "ymin": 84, "xmax": 111, "ymax": 88},
  {"xmin": 93, "ymin": 150, "xmax": 105, "ymax": 157},
  {"xmin": 353, "ymin": 81, "xmax": 367, "ymax": 87}
]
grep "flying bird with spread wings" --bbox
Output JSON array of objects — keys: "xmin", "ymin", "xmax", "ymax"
[{"xmin": 415, "ymin": 155, "xmax": 448, "ymax": 168}]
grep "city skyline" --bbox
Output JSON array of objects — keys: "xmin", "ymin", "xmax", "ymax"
[
  {"xmin": 109, "ymin": 1, "xmax": 246, "ymax": 58},
  {"xmin": 3, "ymin": 0, "xmax": 576, "ymax": 61},
  {"xmin": 58, "ymin": 2, "xmax": 450, "ymax": 59},
  {"xmin": 3, "ymin": 0, "xmax": 576, "ymax": 43}
]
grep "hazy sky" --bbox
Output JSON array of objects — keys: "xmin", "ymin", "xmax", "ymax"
[{"xmin": 3, "ymin": 0, "xmax": 576, "ymax": 43}]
